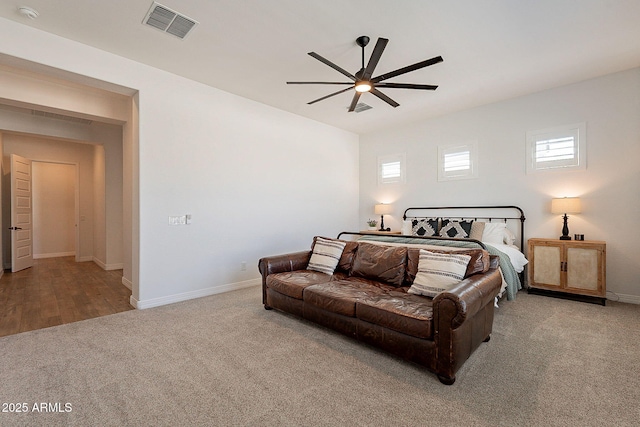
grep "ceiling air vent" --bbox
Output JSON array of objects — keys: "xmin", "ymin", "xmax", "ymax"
[
  {"xmin": 354, "ymin": 103, "xmax": 373, "ymax": 113},
  {"xmin": 143, "ymin": 2, "xmax": 198, "ymax": 39}
]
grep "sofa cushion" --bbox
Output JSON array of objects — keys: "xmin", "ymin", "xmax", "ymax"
[
  {"xmin": 408, "ymin": 250, "xmax": 471, "ymax": 297},
  {"xmin": 337, "ymin": 241, "xmax": 359, "ymax": 273},
  {"xmin": 356, "ymin": 292, "xmax": 434, "ymax": 339},
  {"xmin": 303, "ymin": 280, "xmax": 393, "ymax": 317},
  {"xmin": 267, "ymin": 270, "xmax": 347, "ymax": 300},
  {"xmin": 406, "ymin": 247, "xmax": 489, "ymax": 285},
  {"xmin": 350, "ymin": 242, "xmax": 407, "ymax": 287},
  {"xmin": 307, "ymin": 237, "xmax": 346, "ymax": 275}
]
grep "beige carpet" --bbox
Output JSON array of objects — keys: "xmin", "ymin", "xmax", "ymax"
[{"xmin": 0, "ymin": 286, "xmax": 638, "ymax": 426}]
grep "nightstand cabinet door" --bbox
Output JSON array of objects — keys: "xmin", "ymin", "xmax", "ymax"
[
  {"xmin": 528, "ymin": 239, "xmax": 606, "ymax": 304},
  {"xmin": 531, "ymin": 243, "xmax": 563, "ymax": 288},
  {"xmin": 565, "ymin": 246, "xmax": 604, "ymax": 294}
]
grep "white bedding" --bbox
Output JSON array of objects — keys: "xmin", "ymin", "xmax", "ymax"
[{"xmin": 485, "ymin": 242, "xmax": 528, "ymax": 273}]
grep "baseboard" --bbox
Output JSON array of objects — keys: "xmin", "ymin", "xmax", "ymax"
[
  {"xmin": 609, "ymin": 292, "xmax": 640, "ymax": 305},
  {"xmin": 92, "ymin": 257, "xmax": 124, "ymax": 271},
  {"xmin": 122, "ymin": 276, "xmax": 133, "ymax": 290},
  {"xmin": 33, "ymin": 251, "xmax": 75, "ymax": 259},
  {"xmin": 131, "ymin": 278, "xmax": 261, "ymax": 309},
  {"xmin": 77, "ymin": 256, "xmax": 93, "ymax": 262}
]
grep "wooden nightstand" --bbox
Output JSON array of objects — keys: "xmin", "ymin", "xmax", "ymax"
[
  {"xmin": 527, "ymin": 238, "xmax": 606, "ymax": 305},
  {"xmin": 359, "ymin": 230, "xmax": 401, "ymax": 235}
]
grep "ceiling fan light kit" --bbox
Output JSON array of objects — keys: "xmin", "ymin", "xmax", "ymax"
[
  {"xmin": 287, "ymin": 35, "xmax": 443, "ymax": 112},
  {"xmin": 355, "ymin": 82, "xmax": 372, "ymax": 93}
]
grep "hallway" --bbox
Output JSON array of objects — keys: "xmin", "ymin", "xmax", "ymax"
[{"xmin": 0, "ymin": 257, "xmax": 133, "ymax": 337}]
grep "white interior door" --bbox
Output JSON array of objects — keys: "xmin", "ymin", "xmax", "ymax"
[{"xmin": 10, "ymin": 154, "xmax": 34, "ymax": 272}]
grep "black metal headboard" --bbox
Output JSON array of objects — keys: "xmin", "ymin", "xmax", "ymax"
[{"xmin": 402, "ymin": 205, "xmax": 526, "ymax": 251}]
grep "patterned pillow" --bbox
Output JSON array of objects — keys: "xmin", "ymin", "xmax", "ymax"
[
  {"xmin": 411, "ymin": 218, "xmax": 439, "ymax": 236},
  {"xmin": 439, "ymin": 219, "xmax": 473, "ymax": 238},
  {"xmin": 308, "ymin": 237, "xmax": 346, "ymax": 275},
  {"xmin": 408, "ymin": 249, "xmax": 471, "ymax": 297}
]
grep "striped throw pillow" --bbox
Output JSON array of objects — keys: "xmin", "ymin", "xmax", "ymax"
[
  {"xmin": 408, "ymin": 249, "xmax": 471, "ymax": 297},
  {"xmin": 307, "ymin": 237, "xmax": 346, "ymax": 275}
]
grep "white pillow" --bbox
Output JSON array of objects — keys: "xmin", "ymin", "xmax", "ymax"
[
  {"xmin": 408, "ymin": 249, "xmax": 471, "ymax": 297},
  {"xmin": 401, "ymin": 220, "xmax": 412, "ymax": 235},
  {"xmin": 503, "ymin": 227, "xmax": 517, "ymax": 245},
  {"xmin": 482, "ymin": 222, "xmax": 507, "ymax": 245},
  {"xmin": 307, "ymin": 237, "xmax": 346, "ymax": 275}
]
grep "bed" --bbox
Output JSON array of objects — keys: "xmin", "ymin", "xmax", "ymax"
[{"xmin": 342, "ymin": 206, "xmax": 528, "ymax": 301}]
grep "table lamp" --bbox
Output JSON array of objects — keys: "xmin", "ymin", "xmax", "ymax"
[
  {"xmin": 551, "ymin": 197, "xmax": 581, "ymax": 240},
  {"xmin": 374, "ymin": 204, "xmax": 393, "ymax": 232}
]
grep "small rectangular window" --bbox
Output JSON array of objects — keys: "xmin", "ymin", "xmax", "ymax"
[
  {"xmin": 438, "ymin": 142, "xmax": 478, "ymax": 181},
  {"xmin": 378, "ymin": 153, "xmax": 406, "ymax": 184},
  {"xmin": 526, "ymin": 123, "xmax": 586, "ymax": 173}
]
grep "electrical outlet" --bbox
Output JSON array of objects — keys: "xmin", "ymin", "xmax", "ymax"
[{"xmin": 240, "ymin": 261, "xmax": 247, "ymax": 271}]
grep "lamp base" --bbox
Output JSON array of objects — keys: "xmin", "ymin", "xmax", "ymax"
[
  {"xmin": 378, "ymin": 214, "xmax": 390, "ymax": 232},
  {"xmin": 559, "ymin": 213, "xmax": 571, "ymax": 240}
]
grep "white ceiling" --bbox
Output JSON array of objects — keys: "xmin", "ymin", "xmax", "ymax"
[{"xmin": 1, "ymin": 0, "xmax": 639, "ymax": 135}]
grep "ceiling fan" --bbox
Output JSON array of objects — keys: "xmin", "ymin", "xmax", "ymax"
[{"xmin": 287, "ymin": 36, "xmax": 443, "ymax": 112}]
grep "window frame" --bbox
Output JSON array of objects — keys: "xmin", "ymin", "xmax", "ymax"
[
  {"xmin": 377, "ymin": 153, "xmax": 406, "ymax": 185},
  {"xmin": 526, "ymin": 123, "xmax": 586, "ymax": 173},
  {"xmin": 437, "ymin": 141, "xmax": 478, "ymax": 182}
]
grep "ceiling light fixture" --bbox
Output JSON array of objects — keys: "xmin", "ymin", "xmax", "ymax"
[
  {"xmin": 355, "ymin": 81, "xmax": 372, "ymax": 93},
  {"xmin": 18, "ymin": 6, "xmax": 39, "ymax": 19}
]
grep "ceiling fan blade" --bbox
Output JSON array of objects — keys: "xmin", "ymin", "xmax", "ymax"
[
  {"xmin": 287, "ymin": 81, "xmax": 354, "ymax": 85},
  {"xmin": 348, "ymin": 92, "xmax": 362, "ymax": 112},
  {"xmin": 370, "ymin": 88, "xmax": 399, "ymax": 108},
  {"xmin": 372, "ymin": 56, "xmax": 443, "ymax": 83},
  {"xmin": 362, "ymin": 37, "xmax": 388, "ymax": 80},
  {"xmin": 308, "ymin": 52, "xmax": 356, "ymax": 81},
  {"xmin": 307, "ymin": 87, "xmax": 354, "ymax": 105},
  {"xmin": 375, "ymin": 83, "xmax": 438, "ymax": 90}
]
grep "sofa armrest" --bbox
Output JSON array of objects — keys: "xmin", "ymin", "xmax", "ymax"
[
  {"xmin": 258, "ymin": 251, "xmax": 311, "ymax": 276},
  {"xmin": 258, "ymin": 251, "xmax": 312, "ymax": 304},
  {"xmin": 432, "ymin": 266, "xmax": 502, "ymax": 383},
  {"xmin": 433, "ymin": 266, "xmax": 501, "ymax": 329}
]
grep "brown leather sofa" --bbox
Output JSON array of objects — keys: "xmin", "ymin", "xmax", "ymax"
[{"xmin": 258, "ymin": 237, "xmax": 502, "ymax": 384}]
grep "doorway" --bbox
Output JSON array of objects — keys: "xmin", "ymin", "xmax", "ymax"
[
  {"xmin": 0, "ymin": 58, "xmax": 138, "ymax": 305},
  {"xmin": 32, "ymin": 161, "xmax": 77, "ymax": 261}
]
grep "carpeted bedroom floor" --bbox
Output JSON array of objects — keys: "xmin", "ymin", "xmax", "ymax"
[{"xmin": 0, "ymin": 286, "xmax": 638, "ymax": 426}]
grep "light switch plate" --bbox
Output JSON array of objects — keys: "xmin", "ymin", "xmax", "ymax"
[{"xmin": 168, "ymin": 215, "xmax": 186, "ymax": 225}]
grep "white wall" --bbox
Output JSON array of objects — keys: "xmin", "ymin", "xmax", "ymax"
[
  {"xmin": 360, "ymin": 68, "xmax": 640, "ymax": 302},
  {"xmin": 92, "ymin": 144, "xmax": 106, "ymax": 265},
  {"xmin": 32, "ymin": 162, "xmax": 76, "ymax": 258},
  {"xmin": 0, "ymin": 17, "xmax": 360, "ymax": 308}
]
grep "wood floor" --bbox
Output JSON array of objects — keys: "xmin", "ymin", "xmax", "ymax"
[{"xmin": 0, "ymin": 256, "xmax": 133, "ymax": 338}]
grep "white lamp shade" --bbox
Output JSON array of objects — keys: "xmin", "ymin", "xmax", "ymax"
[
  {"xmin": 551, "ymin": 197, "xmax": 581, "ymax": 214},
  {"xmin": 374, "ymin": 204, "xmax": 393, "ymax": 215}
]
